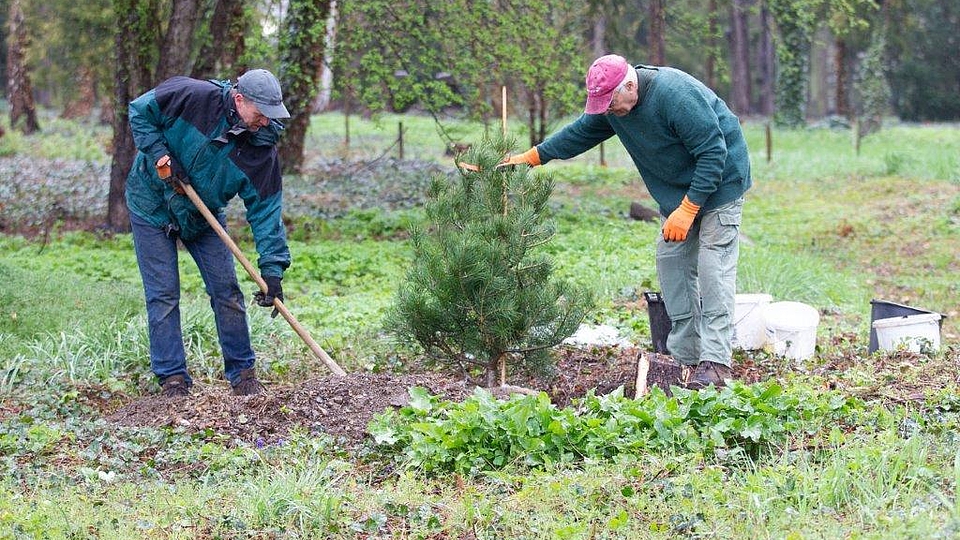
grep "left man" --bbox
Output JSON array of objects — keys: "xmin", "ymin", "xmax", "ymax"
[{"xmin": 126, "ymin": 68, "xmax": 292, "ymax": 397}]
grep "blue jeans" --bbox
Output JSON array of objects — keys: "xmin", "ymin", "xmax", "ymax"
[
  {"xmin": 656, "ymin": 198, "xmax": 743, "ymax": 367},
  {"xmin": 130, "ymin": 213, "xmax": 255, "ymax": 387}
]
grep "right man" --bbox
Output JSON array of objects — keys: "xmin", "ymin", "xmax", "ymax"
[{"xmin": 502, "ymin": 54, "xmax": 752, "ymax": 389}]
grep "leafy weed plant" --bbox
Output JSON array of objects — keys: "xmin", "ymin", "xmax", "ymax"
[{"xmin": 369, "ymin": 380, "xmax": 859, "ymax": 475}]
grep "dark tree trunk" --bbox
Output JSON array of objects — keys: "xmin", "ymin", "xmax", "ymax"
[
  {"xmin": 729, "ymin": 0, "xmax": 752, "ymax": 115},
  {"xmin": 156, "ymin": 0, "xmax": 202, "ymax": 81},
  {"xmin": 107, "ymin": 0, "xmax": 208, "ymax": 230},
  {"xmin": 62, "ymin": 66, "xmax": 95, "ymax": 119},
  {"xmin": 648, "ymin": 0, "xmax": 666, "ymax": 64},
  {"xmin": 528, "ymin": 88, "xmax": 536, "ymax": 148},
  {"xmin": 705, "ymin": 0, "xmax": 718, "ymax": 89},
  {"xmin": 757, "ymin": 2, "xmax": 776, "ymax": 116},
  {"xmin": 194, "ymin": 0, "xmax": 247, "ymax": 79},
  {"xmin": 591, "ymin": 14, "xmax": 607, "ymax": 59},
  {"xmin": 835, "ymin": 36, "xmax": 849, "ymax": 118},
  {"xmin": 538, "ymin": 88, "xmax": 547, "ymax": 143},
  {"xmin": 7, "ymin": 0, "xmax": 40, "ymax": 134},
  {"xmin": 107, "ymin": 0, "xmax": 156, "ymax": 231},
  {"xmin": 278, "ymin": 0, "xmax": 332, "ymax": 174}
]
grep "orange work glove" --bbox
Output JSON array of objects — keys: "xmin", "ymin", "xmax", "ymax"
[
  {"xmin": 498, "ymin": 147, "xmax": 541, "ymax": 168},
  {"xmin": 156, "ymin": 154, "xmax": 188, "ymax": 194},
  {"xmin": 662, "ymin": 196, "xmax": 700, "ymax": 242}
]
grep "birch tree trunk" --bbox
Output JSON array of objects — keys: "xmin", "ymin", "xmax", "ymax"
[{"xmin": 312, "ymin": 0, "xmax": 338, "ymax": 113}]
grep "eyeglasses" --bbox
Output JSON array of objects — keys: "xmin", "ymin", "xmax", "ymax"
[{"xmin": 606, "ymin": 81, "xmax": 628, "ymax": 114}]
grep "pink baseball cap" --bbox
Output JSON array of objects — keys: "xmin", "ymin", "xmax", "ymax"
[{"xmin": 584, "ymin": 54, "xmax": 630, "ymax": 114}]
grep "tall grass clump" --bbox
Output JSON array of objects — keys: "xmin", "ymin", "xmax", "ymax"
[
  {"xmin": 243, "ymin": 460, "xmax": 348, "ymax": 535},
  {"xmin": 0, "ymin": 260, "xmax": 142, "ymax": 359},
  {"xmin": 739, "ymin": 433, "xmax": 950, "ymax": 533},
  {"xmin": 6, "ymin": 299, "xmax": 247, "ymax": 392},
  {"xmin": 736, "ymin": 246, "xmax": 864, "ymax": 310}
]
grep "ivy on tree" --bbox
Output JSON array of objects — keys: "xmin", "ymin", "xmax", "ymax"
[{"xmin": 388, "ymin": 138, "xmax": 593, "ymax": 387}]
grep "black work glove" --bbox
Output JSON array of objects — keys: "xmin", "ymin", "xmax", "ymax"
[{"xmin": 254, "ymin": 275, "xmax": 283, "ymax": 318}]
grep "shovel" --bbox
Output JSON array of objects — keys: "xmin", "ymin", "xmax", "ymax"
[{"xmin": 178, "ymin": 181, "xmax": 347, "ymax": 377}]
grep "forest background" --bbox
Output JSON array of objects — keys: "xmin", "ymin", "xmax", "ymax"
[{"xmin": 1, "ymin": 0, "xmax": 958, "ymax": 232}]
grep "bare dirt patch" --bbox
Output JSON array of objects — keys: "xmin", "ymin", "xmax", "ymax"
[
  {"xmin": 108, "ymin": 345, "xmax": 775, "ymax": 450},
  {"xmin": 109, "ymin": 372, "xmax": 474, "ymax": 447}
]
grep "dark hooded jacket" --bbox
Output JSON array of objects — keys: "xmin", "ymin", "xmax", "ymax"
[{"xmin": 125, "ymin": 76, "xmax": 290, "ymax": 278}]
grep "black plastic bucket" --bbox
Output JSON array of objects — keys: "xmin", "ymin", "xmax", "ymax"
[
  {"xmin": 869, "ymin": 299, "xmax": 945, "ymax": 353},
  {"xmin": 643, "ymin": 291, "xmax": 672, "ymax": 354}
]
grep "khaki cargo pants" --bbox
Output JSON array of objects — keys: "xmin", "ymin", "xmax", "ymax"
[{"xmin": 656, "ymin": 198, "xmax": 743, "ymax": 367}]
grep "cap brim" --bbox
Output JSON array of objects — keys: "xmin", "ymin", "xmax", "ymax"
[
  {"xmin": 585, "ymin": 92, "xmax": 614, "ymax": 115},
  {"xmin": 255, "ymin": 101, "xmax": 291, "ymax": 119}
]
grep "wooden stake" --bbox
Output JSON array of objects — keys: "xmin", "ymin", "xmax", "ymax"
[
  {"xmin": 498, "ymin": 354, "xmax": 506, "ymax": 387},
  {"xmin": 398, "ymin": 121, "xmax": 404, "ymax": 160},
  {"xmin": 634, "ymin": 352, "xmax": 650, "ymax": 398},
  {"xmin": 501, "ymin": 85, "xmax": 507, "ymax": 138},
  {"xmin": 854, "ymin": 118, "xmax": 861, "ymax": 156},
  {"xmin": 765, "ymin": 122, "xmax": 772, "ymax": 163}
]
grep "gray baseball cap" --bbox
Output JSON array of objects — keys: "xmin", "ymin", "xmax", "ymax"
[{"xmin": 236, "ymin": 69, "xmax": 290, "ymax": 119}]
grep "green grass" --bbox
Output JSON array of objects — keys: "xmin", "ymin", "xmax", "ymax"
[
  {"xmin": 0, "ymin": 115, "xmax": 112, "ymax": 161},
  {"xmin": 1, "ymin": 114, "xmax": 959, "ymax": 538}
]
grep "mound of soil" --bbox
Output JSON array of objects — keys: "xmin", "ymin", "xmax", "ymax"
[
  {"xmin": 109, "ymin": 372, "xmax": 474, "ymax": 448},
  {"xmin": 108, "ymin": 345, "xmax": 772, "ymax": 450}
]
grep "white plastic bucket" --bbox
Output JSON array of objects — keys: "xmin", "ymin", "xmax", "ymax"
[
  {"xmin": 733, "ymin": 293, "xmax": 773, "ymax": 350},
  {"xmin": 763, "ymin": 301, "xmax": 819, "ymax": 361},
  {"xmin": 871, "ymin": 313, "xmax": 942, "ymax": 353}
]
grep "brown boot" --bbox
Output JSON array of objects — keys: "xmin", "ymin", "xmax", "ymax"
[
  {"xmin": 686, "ymin": 361, "xmax": 732, "ymax": 390},
  {"xmin": 232, "ymin": 368, "xmax": 265, "ymax": 396},
  {"xmin": 160, "ymin": 374, "xmax": 190, "ymax": 398}
]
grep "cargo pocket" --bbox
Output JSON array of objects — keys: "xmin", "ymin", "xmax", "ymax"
[
  {"xmin": 702, "ymin": 199, "xmax": 742, "ymax": 249},
  {"xmin": 717, "ymin": 198, "xmax": 744, "ymax": 228}
]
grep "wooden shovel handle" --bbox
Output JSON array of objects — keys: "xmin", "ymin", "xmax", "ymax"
[{"xmin": 180, "ymin": 183, "xmax": 347, "ymax": 377}]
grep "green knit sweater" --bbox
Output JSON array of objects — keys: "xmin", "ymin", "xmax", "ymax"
[{"xmin": 537, "ymin": 66, "xmax": 751, "ymax": 215}]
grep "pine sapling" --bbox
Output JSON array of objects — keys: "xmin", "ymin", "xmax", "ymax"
[{"xmin": 387, "ymin": 138, "xmax": 593, "ymax": 387}]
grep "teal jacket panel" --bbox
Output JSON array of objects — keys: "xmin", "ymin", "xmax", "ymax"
[
  {"xmin": 125, "ymin": 76, "xmax": 290, "ymax": 278},
  {"xmin": 536, "ymin": 67, "xmax": 751, "ymax": 215}
]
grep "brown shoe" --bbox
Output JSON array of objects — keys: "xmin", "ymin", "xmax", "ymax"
[
  {"xmin": 232, "ymin": 368, "xmax": 265, "ymax": 396},
  {"xmin": 160, "ymin": 374, "xmax": 190, "ymax": 397},
  {"xmin": 686, "ymin": 361, "xmax": 732, "ymax": 390}
]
